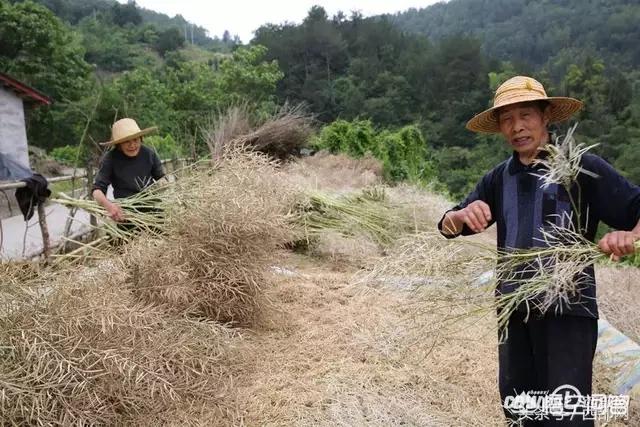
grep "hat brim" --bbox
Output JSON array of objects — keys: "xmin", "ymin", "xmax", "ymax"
[
  {"xmin": 466, "ymin": 97, "xmax": 583, "ymax": 134},
  {"xmin": 100, "ymin": 126, "xmax": 158, "ymax": 146}
]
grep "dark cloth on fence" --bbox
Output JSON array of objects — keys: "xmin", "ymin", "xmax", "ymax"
[
  {"xmin": 437, "ymin": 151, "xmax": 640, "ymax": 318},
  {"xmin": 92, "ymin": 146, "xmax": 164, "ymax": 199},
  {"xmin": 15, "ymin": 173, "xmax": 51, "ymax": 221},
  {"xmin": 499, "ymin": 310, "xmax": 598, "ymax": 427}
]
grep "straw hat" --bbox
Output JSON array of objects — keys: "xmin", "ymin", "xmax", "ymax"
[
  {"xmin": 466, "ymin": 76, "xmax": 583, "ymax": 134},
  {"xmin": 101, "ymin": 118, "xmax": 157, "ymax": 146}
]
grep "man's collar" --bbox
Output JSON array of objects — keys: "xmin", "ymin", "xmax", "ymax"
[{"xmin": 508, "ymin": 149, "xmax": 550, "ymax": 175}]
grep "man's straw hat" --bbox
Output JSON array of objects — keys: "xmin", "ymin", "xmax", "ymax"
[
  {"xmin": 466, "ymin": 76, "xmax": 583, "ymax": 134},
  {"xmin": 101, "ymin": 118, "xmax": 157, "ymax": 146}
]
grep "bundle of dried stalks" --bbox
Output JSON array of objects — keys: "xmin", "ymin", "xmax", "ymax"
[
  {"xmin": 0, "ymin": 262, "xmax": 231, "ymax": 425},
  {"xmin": 54, "ymin": 188, "xmax": 166, "ymax": 242},
  {"xmin": 126, "ymin": 148, "xmax": 298, "ymax": 324},
  {"xmin": 202, "ymin": 104, "xmax": 252, "ymax": 160},
  {"xmin": 492, "ymin": 224, "xmax": 640, "ymax": 329},
  {"xmin": 210, "ymin": 104, "xmax": 313, "ymax": 160},
  {"xmin": 297, "ymin": 187, "xmax": 408, "ymax": 247},
  {"xmin": 364, "ymin": 231, "xmax": 498, "ymax": 340},
  {"xmin": 371, "ymin": 222, "xmax": 639, "ymax": 342}
]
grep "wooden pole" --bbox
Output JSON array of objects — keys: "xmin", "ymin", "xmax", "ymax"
[
  {"xmin": 86, "ymin": 165, "xmax": 97, "ymax": 238},
  {"xmin": 37, "ymin": 203, "xmax": 51, "ymax": 262}
]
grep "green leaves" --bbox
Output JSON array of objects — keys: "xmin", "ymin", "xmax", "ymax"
[
  {"xmin": 313, "ymin": 120, "xmax": 433, "ymax": 184},
  {"xmin": 218, "ymin": 45, "xmax": 283, "ymax": 105},
  {"xmin": 0, "ymin": 0, "xmax": 91, "ymax": 100}
]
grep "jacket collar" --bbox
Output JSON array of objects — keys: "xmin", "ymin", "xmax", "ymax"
[{"xmin": 507, "ymin": 138, "xmax": 552, "ymax": 175}]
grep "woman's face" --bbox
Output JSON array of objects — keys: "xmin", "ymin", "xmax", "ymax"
[{"xmin": 119, "ymin": 137, "xmax": 142, "ymax": 157}]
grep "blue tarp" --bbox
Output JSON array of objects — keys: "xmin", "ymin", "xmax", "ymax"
[{"xmin": 0, "ymin": 152, "xmax": 32, "ymax": 181}]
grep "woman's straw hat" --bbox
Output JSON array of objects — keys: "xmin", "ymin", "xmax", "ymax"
[
  {"xmin": 101, "ymin": 118, "xmax": 157, "ymax": 146},
  {"xmin": 466, "ymin": 76, "xmax": 583, "ymax": 134}
]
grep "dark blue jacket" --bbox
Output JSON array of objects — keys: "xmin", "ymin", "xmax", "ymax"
[{"xmin": 438, "ymin": 151, "xmax": 640, "ymax": 318}]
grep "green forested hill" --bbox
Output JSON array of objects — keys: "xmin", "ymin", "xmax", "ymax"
[
  {"xmin": 252, "ymin": 3, "xmax": 640, "ymax": 196},
  {"xmin": 390, "ymin": 0, "xmax": 640, "ymax": 72},
  {"xmin": 10, "ymin": 0, "xmax": 213, "ymax": 45}
]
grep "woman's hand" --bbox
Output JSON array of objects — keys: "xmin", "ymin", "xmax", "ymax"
[{"xmin": 106, "ymin": 202, "xmax": 126, "ymax": 222}]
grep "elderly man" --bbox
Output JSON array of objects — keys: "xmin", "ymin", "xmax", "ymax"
[{"xmin": 438, "ymin": 76, "xmax": 640, "ymax": 426}]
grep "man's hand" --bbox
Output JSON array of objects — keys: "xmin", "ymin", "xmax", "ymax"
[
  {"xmin": 457, "ymin": 200, "xmax": 492, "ymax": 233},
  {"xmin": 442, "ymin": 200, "xmax": 492, "ymax": 235},
  {"xmin": 106, "ymin": 202, "xmax": 125, "ymax": 222},
  {"xmin": 598, "ymin": 231, "xmax": 639, "ymax": 262}
]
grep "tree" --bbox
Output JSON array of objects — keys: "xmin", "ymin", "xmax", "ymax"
[
  {"xmin": 0, "ymin": 0, "xmax": 92, "ymax": 149},
  {"xmin": 253, "ymin": 6, "xmax": 348, "ymax": 121},
  {"xmin": 217, "ymin": 45, "xmax": 283, "ymax": 106},
  {"xmin": 154, "ymin": 27, "xmax": 184, "ymax": 57},
  {"xmin": 111, "ymin": 0, "xmax": 141, "ymax": 27},
  {"xmin": 78, "ymin": 16, "xmax": 136, "ymax": 71},
  {"xmin": 222, "ymin": 29, "xmax": 231, "ymax": 43}
]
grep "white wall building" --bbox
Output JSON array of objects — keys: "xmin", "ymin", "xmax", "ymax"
[{"xmin": 0, "ymin": 72, "xmax": 51, "ymax": 180}]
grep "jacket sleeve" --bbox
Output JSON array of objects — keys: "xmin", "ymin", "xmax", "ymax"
[
  {"xmin": 92, "ymin": 152, "xmax": 113, "ymax": 194},
  {"xmin": 437, "ymin": 166, "xmax": 499, "ymax": 238},
  {"xmin": 583, "ymin": 154, "xmax": 640, "ymax": 231}
]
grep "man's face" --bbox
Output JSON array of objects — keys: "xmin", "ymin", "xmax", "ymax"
[
  {"xmin": 497, "ymin": 102, "xmax": 550, "ymax": 159},
  {"xmin": 119, "ymin": 137, "xmax": 142, "ymax": 157}
]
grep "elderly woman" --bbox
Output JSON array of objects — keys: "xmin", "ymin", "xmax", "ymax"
[{"xmin": 92, "ymin": 118, "xmax": 165, "ymax": 222}]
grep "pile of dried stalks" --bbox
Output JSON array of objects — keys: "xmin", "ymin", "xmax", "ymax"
[
  {"xmin": 0, "ymin": 261, "xmax": 231, "ymax": 425},
  {"xmin": 203, "ymin": 104, "xmax": 252, "ymax": 160},
  {"xmin": 204, "ymin": 104, "xmax": 313, "ymax": 160},
  {"xmin": 126, "ymin": 149, "xmax": 298, "ymax": 325},
  {"xmin": 284, "ymin": 151, "xmax": 384, "ymax": 191}
]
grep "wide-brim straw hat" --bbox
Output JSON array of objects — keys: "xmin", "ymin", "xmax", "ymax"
[
  {"xmin": 466, "ymin": 76, "xmax": 583, "ymax": 134},
  {"xmin": 101, "ymin": 118, "xmax": 157, "ymax": 146}
]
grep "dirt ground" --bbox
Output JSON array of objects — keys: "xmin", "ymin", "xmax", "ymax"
[
  {"xmin": 223, "ymin": 254, "xmax": 503, "ymax": 426},
  {"xmin": 206, "ymin": 251, "xmax": 638, "ymax": 426}
]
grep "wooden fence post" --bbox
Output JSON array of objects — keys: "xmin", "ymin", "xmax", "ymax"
[
  {"xmin": 86, "ymin": 164, "xmax": 97, "ymax": 237},
  {"xmin": 37, "ymin": 203, "xmax": 51, "ymax": 262}
]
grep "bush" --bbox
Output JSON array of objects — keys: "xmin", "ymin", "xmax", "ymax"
[
  {"xmin": 313, "ymin": 120, "xmax": 433, "ymax": 184},
  {"xmin": 378, "ymin": 125, "xmax": 431, "ymax": 182},
  {"xmin": 313, "ymin": 119, "xmax": 380, "ymax": 158},
  {"xmin": 144, "ymin": 134, "xmax": 184, "ymax": 160},
  {"xmin": 50, "ymin": 145, "xmax": 81, "ymax": 167}
]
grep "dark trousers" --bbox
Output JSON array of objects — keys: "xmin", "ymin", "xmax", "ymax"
[{"xmin": 498, "ymin": 311, "xmax": 598, "ymax": 426}]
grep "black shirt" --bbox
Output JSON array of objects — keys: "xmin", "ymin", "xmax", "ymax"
[
  {"xmin": 438, "ymin": 151, "xmax": 640, "ymax": 318},
  {"xmin": 93, "ymin": 145, "xmax": 164, "ymax": 199}
]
